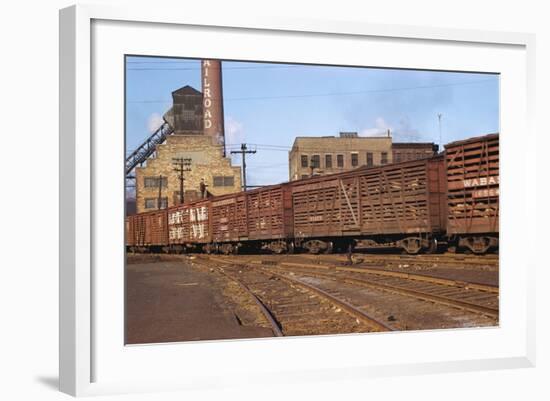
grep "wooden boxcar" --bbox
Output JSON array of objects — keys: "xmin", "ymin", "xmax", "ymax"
[
  {"xmin": 445, "ymin": 133, "xmax": 499, "ymax": 253},
  {"xmin": 208, "ymin": 184, "xmax": 294, "ymax": 254},
  {"xmin": 124, "ymin": 134, "xmax": 498, "ymax": 255},
  {"xmin": 127, "ymin": 210, "xmax": 168, "ymax": 249},
  {"xmin": 290, "ymin": 156, "xmax": 447, "ymax": 254},
  {"xmin": 167, "ymin": 199, "xmax": 211, "ymax": 251},
  {"xmin": 126, "ymin": 214, "xmax": 136, "ymax": 248}
]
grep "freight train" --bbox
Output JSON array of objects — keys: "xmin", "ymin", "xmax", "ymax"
[{"xmin": 126, "ymin": 133, "xmax": 499, "ymax": 255}]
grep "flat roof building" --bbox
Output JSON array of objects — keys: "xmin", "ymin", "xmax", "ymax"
[
  {"xmin": 392, "ymin": 142, "xmax": 439, "ymax": 163},
  {"xmin": 289, "ymin": 132, "xmax": 393, "ymax": 181},
  {"xmin": 289, "ymin": 132, "xmax": 438, "ymax": 181}
]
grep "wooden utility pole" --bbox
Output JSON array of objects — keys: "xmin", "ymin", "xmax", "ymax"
[
  {"xmin": 231, "ymin": 143, "xmax": 256, "ymax": 191},
  {"xmin": 157, "ymin": 174, "xmax": 164, "ymax": 210},
  {"xmin": 172, "ymin": 158, "xmax": 192, "ymax": 204}
]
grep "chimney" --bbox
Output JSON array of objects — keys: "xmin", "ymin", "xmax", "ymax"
[{"xmin": 201, "ymin": 60, "xmax": 225, "ymax": 156}]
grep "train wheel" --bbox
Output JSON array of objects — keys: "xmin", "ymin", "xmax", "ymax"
[
  {"xmin": 425, "ymin": 239, "xmax": 438, "ymax": 254},
  {"xmin": 323, "ymin": 241, "xmax": 334, "ymax": 254},
  {"xmin": 204, "ymin": 244, "xmax": 217, "ymax": 254},
  {"xmin": 269, "ymin": 240, "xmax": 288, "ymax": 254},
  {"xmin": 286, "ymin": 242, "xmax": 295, "ymax": 254},
  {"xmin": 459, "ymin": 236, "xmax": 492, "ymax": 254},
  {"xmin": 218, "ymin": 244, "xmax": 232, "ymax": 255},
  {"xmin": 304, "ymin": 240, "xmax": 330, "ymax": 254},
  {"xmin": 402, "ymin": 238, "xmax": 421, "ymax": 254}
]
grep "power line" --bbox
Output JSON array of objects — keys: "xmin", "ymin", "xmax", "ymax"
[
  {"xmin": 127, "ymin": 65, "xmax": 306, "ymax": 71},
  {"xmin": 230, "ymin": 144, "xmax": 257, "ymax": 191},
  {"xmin": 172, "ymin": 158, "xmax": 192, "ymax": 204},
  {"xmin": 126, "ymin": 78, "xmax": 496, "ymax": 104},
  {"xmin": 126, "ymin": 60, "xmax": 199, "ymax": 64}
]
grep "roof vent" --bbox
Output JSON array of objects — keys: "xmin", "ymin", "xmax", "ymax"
[{"xmin": 339, "ymin": 132, "xmax": 358, "ymax": 138}]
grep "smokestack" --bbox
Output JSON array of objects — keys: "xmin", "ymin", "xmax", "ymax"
[{"xmin": 201, "ymin": 60, "xmax": 225, "ymax": 156}]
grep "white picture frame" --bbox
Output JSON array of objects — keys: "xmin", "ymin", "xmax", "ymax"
[{"xmin": 59, "ymin": 4, "xmax": 536, "ymax": 397}]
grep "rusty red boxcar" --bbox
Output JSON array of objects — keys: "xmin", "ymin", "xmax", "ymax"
[
  {"xmin": 445, "ymin": 133, "xmax": 499, "ymax": 253},
  {"xmin": 207, "ymin": 184, "xmax": 293, "ymax": 254},
  {"xmin": 125, "ymin": 133, "xmax": 499, "ymax": 255},
  {"xmin": 127, "ymin": 210, "xmax": 168, "ymax": 249},
  {"xmin": 167, "ymin": 199, "xmax": 211, "ymax": 251},
  {"xmin": 290, "ymin": 156, "xmax": 447, "ymax": 254}
]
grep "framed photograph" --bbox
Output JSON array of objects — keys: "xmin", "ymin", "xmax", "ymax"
[{"xmin": 59, "ymin": 4, "xmax": 536, "ymax": 397}]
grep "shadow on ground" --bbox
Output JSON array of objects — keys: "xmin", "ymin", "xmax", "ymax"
[{"xmin": 35, "ymin": 376, "xmax": 58, "ymax": 391}]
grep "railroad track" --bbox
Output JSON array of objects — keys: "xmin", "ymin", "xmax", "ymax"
[
  {"xmin": 260, "ymin": 260, "xmax": 498, "ymax": 293},
  {"xmin": 269, "ymin": 266, "xmax": 499, "ymax": 320},
  {"xmin": 204, "ymin": 255, "xmax": 499, "ymax": 324},
  {"xmin": 193, "ymin": 258, "xmax": 395, "ymax": 336},
  {"xmin": 264, "ymin": 253, "xmax": 499, "ymax": 270}
]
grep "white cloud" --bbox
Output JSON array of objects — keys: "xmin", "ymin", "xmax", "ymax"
[
  {"xmin": 147, "ymin": 112, "xmax": 164, "ymax": 134},
  {"xmin": 225, "ymin": 116, "xmax": 245, "ymax": 145},
  {"xmin": 359, "ymin": 117, "xmax": 392, "ymax": 137},
  {"xmin": 359, "ymin": 116, "xmax": 422, "ymax": 142},
  {"xmin": 394, "ymin": 116, "xmax": 422, "ymax": 142}
]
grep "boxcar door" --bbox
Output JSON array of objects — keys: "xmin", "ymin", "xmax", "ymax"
[{"xmin": 337, "ymin": 176, "xmax": 361, "ymax": 234}]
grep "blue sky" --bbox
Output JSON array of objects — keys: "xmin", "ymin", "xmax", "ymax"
[{"xmin": 126, "ymin": 56, "xmax": 499, "ymax": 186}]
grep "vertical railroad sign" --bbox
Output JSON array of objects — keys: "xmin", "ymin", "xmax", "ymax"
[{"xmin": 201, "ymin": 60, "xmax": 226, "ymax": 154}]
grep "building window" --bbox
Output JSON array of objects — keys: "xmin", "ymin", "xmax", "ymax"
[
  {"xmin": 366, "ymin": 152, "xmax": 373, "ymax": 167},
  {"xmin": 381, "ymin": 152, "xmax": 388, "ymax": 165},
  {"xmin": 301, "ymin": 155, "xmax": 308, "ymax": 168},
  {"xmin": 351, "ymin": 153, "xmax": 358, "ymax": 167},
  {"xmin": 311, "ymin": 155, "xmax": 320, "ymax": 168},
  {"xmin": 144, "ymin": 197, "xmax": 167, "ymax": 209},
  {"xmin": 301, "ymin": 174, "xmax": 309, "ymax": 180},
  {"xmin": 213, "ymin": 176, "xmax": 235, "ymax": 187},
  {"xmin": 325, "ymin": 154, "xmax": 332, "ymax": 168},
  {"xmin": 224, "ymin": 176, "xmax": 234, "ymax": 187},
  {"xmin": 144, "ymin": 176, "xmax": 167, "ymax": 188},
  {"xmin": 337, "ymin": 154, "xmax": 344, "ymax": 168},
  {"xmin": 395, "ymin": 152, "xmax": 402, "ymax": 163}
]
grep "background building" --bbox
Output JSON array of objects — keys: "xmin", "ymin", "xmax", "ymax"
[
  {"xmin": 289, "ymin": 132, "xmax": 437, "ymax": 180},
  {"xmin": 289, "ymin": 132, "xmax": 393, "ymax": 180},
  {"xmin": 131, "ymin": 60, "xmax": 242, "ymax": 214},
  {"xmin": 135, "ymin": 135, "xmax": 241, "ymax": 213},
  {"xmin": 392, "ymin": 142, "xmax": 439, "ymax": 163},
  {"xmin": 162, "ymin": 85, "xmax": 204, "ymax": 135}
]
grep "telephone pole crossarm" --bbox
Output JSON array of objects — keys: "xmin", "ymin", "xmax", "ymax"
[
  {"xmin": 172, "ymin": 157, "xmax": 192, "ymax": 204},
  {"xmin": 231, "ymin": 143, "xmax": 256, "ymax": 191}
]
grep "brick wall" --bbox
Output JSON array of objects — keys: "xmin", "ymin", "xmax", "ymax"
[
  {"xmin": 136, "ymin": 135, "xmax": 241, "ymax": 213},
  {"xmin": 289, "ymin": 136, "xmax": 393, "ymax": 180}
]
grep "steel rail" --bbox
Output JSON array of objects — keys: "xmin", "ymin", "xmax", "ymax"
[
  {"xmin": 256, "ymin": 260, "xmax": 498, "ymax": 294},
  {"xmin": 199, "ymin": 254, "xmax": 498, "ymax": 320},
  {"xmin": 215, "ymin": 267, "xmax": 284, "ymax": 337},
  {"xmin": 271, "ymin": 267, "xmax": 499, "ymax": 320},
  {"xmin": 201, "ymin": 255, "xmax": 395, "ymax": 332},
  {"xmin": 292, "ymin": 253, "xmax": 498, "ymax": 267},
  {"xmin": 259, "ymin": 269, "xmax": 395, "ymax": 332}
]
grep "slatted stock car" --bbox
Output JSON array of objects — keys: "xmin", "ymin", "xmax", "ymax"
[{"xmin": 126, "ymin": 133, "xmax": 499, "ymax": 254}]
